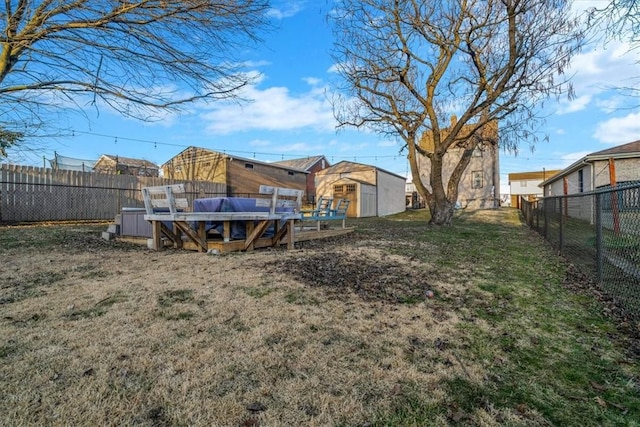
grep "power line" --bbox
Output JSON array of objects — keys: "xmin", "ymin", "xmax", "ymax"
[{"xmin": 70, "ymin": 128, "xmax": 407, "ymax": 162}]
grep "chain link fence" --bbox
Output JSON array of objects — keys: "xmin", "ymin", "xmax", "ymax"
[{"xmin": 521, "ymin": 181, "xmax": 640, "ymax": 319}]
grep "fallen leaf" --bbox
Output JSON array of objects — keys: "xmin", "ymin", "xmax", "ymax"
[
  {"xmin": 246, "ymin": 402, "xmax": 266, "ymax": 412},
  {"xmin": 391, "ymin": 384, "xmax": 402, "ymax": 396},
  {"xmin": 240, "ymin": 417, "xmax": 260, "ymax": 427},
  {"xmin": 450, "ymin": 410, "xmax": 467, "ymax": 422}
]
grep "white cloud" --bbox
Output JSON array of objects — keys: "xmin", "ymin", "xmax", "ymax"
[
  {"xmin": 594, "ymin": 95, "xmax": 639, "ymax": 113},
  {"xmin": 267, "ymin": 0, "xmax": 306, "ymax": 19},
  {"xmin": 275, "ymin": 142, "xmax": 320, "ymax": 153},
  {"xmin": 327, "ymin": 63, "xmax": 341, "ymax": 74},
  {"xmin": 561, "ymin": 151, "xmax": 591, "ymax": 162},
  {"xmin": 302, "ymin": 77, "xmax": 322, "ymax": 86},
  {"xmin": 242, "ymin": 60, "xmax": 271, "ymax": 68},
  {"xmin": 249, "ymin": 139, "xmax": 271, "ymax": 147},
  {"xmin": 556, "ymin": 94, "xmax": 592, "ymax": 114},
  {"xmin": 201, "ymin": 74, "xmax": 336, "ymax": 134},
  {"xmin": 593, "ymin": 112, "xmax": 640, "ymax": 143},
  {"xmin": 377, "ymin": 140, "xmax": 398, "ymax": 147},
  {"xmin": 554, "ymin": 41, "xmax": 640, "ymax": 114},
  {"xmin": 556, "ymin": 128, "xmax": 566, "ymax": 135}
]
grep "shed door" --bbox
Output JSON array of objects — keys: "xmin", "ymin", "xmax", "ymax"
[{"xmin": 334, "ymin": 183, "xmax": 358, "ymax": 217}]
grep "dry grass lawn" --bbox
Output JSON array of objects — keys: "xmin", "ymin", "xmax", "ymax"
[{"xmin": 1, "ymin": 209, "xmax": 638, "ymax": 426}]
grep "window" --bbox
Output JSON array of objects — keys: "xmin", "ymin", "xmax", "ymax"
[
  {"xmin": 334, "ymin": 184, "xmax": 344, "ymax": 193},
  {"xmin": 175, "ymin": 166, "xmax": 183, "ymax": 172},
  {"xmin": 244, "ymin": 163, "xmax": 254, "ymax": 169},
  {"xmin": 472, "ymin": 148, "xmax": 483, "ymax": 157},
  {"xmin": 471, "ymin": 171, "xmax": 483, "ymax": 189},
  {"xmin": 578, "ymin": 169, "xmax": 584, "ymax": 193},
  {"xmin": 202, "ymin": 162, "xmax": 211, "ymax": 167},
  {"xmin": 288, "ymin": 171, "xmax": 294, "ymax": 176},
  {"xmin": 346, "ymin": 184, "xmax": 356, "ymax": 192},
  {"xmin": 520, "ymin": 181, "xmax": 527, "ymax": 187}
]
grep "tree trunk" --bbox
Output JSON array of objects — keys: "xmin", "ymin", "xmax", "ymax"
[
  {"xmin": 425, "ymin": 151, "xmax": 458, "ymax": 226},
  {"xmin": 428, "ymin": 193, "xmax": 456, "ymax": 225}
]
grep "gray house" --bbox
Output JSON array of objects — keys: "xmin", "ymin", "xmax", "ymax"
[
  {"xmin": 541, "ymin": 140, "xmax": 640, "ymax": 196},
  {"xmin": 540, "ymin": 139, "xmax": 640, "ymax": 223}
]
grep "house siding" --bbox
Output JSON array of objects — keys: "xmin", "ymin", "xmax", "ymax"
[
  {"xmin": 416, "ymin": 144, "xmax": 499, "ymax": 209},
  {"xmin": 592, "ymin": 158, "xmax": 640, "ymax": 187},
  {"xmin": 93, "ymin": 156, "xmax": 159, "ymax": 177},
  {"xmin": 162, "ymin": 148, "xmax": 228, "ymax": 183},
  {"xmin": 306, "ymin": 160, "xmax": 328, "ymax": 202},
  {"xmin": 376, "ymin": 170, "xmax": 407, "ymax": 216},
  {"xmin": 161, "ymin": 147, "xmax": 306, "ymax": 197},
  {"xmin": 226, "ymin": 159, "xmax": 306, "ymax": 196}
]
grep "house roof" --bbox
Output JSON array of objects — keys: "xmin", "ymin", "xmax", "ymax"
[
  {"xmin": 272, "ymin": 155, "xmax": 328, "ymax": 171},
  {"xmin": 161, "ymin": 146, "xmax": 308, "ymax": 173},
  {"xmin": 508, "ymin": 170, "xmax": 562, "ymax": 181},
  {"xmin": 100, "ymin": 154, "xmax": 158, "ymax": 169},
  {"xmin": 318, "ymin": 160, "xmax": 406, "ymax": 180},
  {"xmin": 540, "ymin": 139, "xmax": 640, "ymax": 186},
  {"xmin": 589, "ymin": 139, "xmax": 640, "ymax": 157},
  {"xmin": 420, "ymin": 116, "xmax": 499, "ymax": 152}
]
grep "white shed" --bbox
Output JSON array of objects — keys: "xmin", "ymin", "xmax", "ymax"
[{"xmin": 314, "ymin": 161, "xmax": 406, "ymax": 217}]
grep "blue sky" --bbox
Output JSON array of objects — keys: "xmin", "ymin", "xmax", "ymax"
[{"xmin": 6, "ymin": 0, "xmax": 640, "ymax": 195}]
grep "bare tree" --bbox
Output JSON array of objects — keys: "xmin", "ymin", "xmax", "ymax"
[
  {"xmin": 330, "ymin": 0, "xmax": 583, "ymax": 225},
  {"xmin": 588, "ymin": 1, "xmax": 640, "ymax": 103},
  {"xmin": 589, "ymin": 0, "xmax": 640, "ymax": 44},
  {"xmin": 0, "ymin": 127, "xmax": 23, "ymax": 156},
  {"xmin": 0, "ymin": 0, "xmax": 270, "ymax": 150}
]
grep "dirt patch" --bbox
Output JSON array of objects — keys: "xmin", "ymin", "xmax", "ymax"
[{"xmin": 265, "ymin": 248, "xmax": 430, "ymax": 304}]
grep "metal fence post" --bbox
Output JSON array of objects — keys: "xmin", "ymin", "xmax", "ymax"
[
  {"xmin": 559, "ymin": 196, "xmax": 564, "ymax": 253},
  {"xmin": 595, "ymin": 191, "xmax": 603, "ymax": 283},
  {"xmin": 543, "ymin": 199, "xmax": 548, "ymax": 239}
]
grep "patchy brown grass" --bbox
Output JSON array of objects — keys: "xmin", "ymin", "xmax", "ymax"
[
  {"xmin": 0, "ymin": 224, "xmax": 473, "ymax": 426},
  {"xmin": 1, "ymin": 211, "xmax": 638, "ymax": 426}
]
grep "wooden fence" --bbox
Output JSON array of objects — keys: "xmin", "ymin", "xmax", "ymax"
[{"xmin": 0, "ymin": 164, "xmax": 227, "ymax": 222}]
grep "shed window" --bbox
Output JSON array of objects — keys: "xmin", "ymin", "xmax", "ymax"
[
  {"xmin": 346, "ymin": 184, "xmax": 356, "ymax": 192},
  {"xmin": 471, "ymin": 171, "xmax": 483, "ymax": 189},
  {"xmin": 245, "ymin": 163, "xmax": 254, "ymax": 169},
  {"xmin": 334, "ymin": 184, "xmax": 344, "ymax": 193}
]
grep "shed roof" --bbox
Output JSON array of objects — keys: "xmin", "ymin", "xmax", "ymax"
[
  {"xmin": 161, "ymin": 146, "xmax": 308, "ymax": 173},
  {"xmin": 272, "ymin": 155, "xmax": 328, "ymax": 171},
  {"xmin": 100, "ymin": 154, "xmax": 158, "ymax": 169},
  {"xmin": 317, "ymin": 160, "xmax": 406, "ymax": 180}
]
